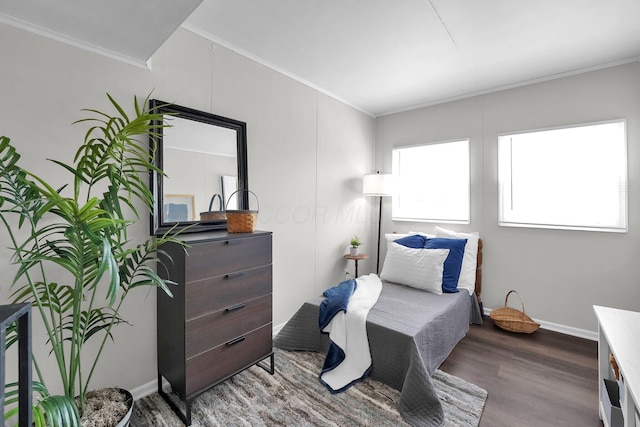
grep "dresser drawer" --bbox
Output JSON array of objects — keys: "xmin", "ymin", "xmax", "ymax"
[
  {"xmin": 186, "ymin": 294, "xmax": 272, "ymax": 358},
  {"xmin": 185, "ymin": 323, "xmax": 272, "ymax": 397},
  {"xmin": 185, "ymin": 264, "xmax": 272, "ymax": 321},
  {"xmin": 185, "ymin": 234, "xmax": 272, "ymax": 282}
]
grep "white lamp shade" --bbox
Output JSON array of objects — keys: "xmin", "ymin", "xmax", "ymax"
[{"xmin": 363, "ymin": 173, "xmax": 393, "ymax": 196}]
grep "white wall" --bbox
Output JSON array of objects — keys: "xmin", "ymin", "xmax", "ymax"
[
  {"xmin": 163, "ymin": 147, "xmax": 237, "ymax": 217},
  {"xmin": 375, "ymin": 62, "xmax": 640, "ymax": 333},
  {"xmin": 0, "ymin": 24, "xmax": 374, "ymax": 395}
]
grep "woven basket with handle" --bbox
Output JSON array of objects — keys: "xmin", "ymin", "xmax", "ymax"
[
  {"xmin": 200, "ymin": 194, "xmax": 226, "ymax": 222},
  {"xmin": 490, "ymin": 290, "xmax": 540, "ymax": 334},
  {"xmin": 226, "ymin": 189, "xmax": 258, "ymax": 233}
]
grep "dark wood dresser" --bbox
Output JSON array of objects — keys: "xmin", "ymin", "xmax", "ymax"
[{"xmin": 156, "ymin": 230, "xmax": 273, "ymax": 425}]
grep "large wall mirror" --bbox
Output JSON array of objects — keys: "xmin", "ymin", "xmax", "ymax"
[{"xmin": 149, "ymin": 99, "xmax": 248, "ymax": 235}]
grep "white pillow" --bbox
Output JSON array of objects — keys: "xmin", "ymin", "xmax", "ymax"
[
  {"xmin": 409, "ymin": 231, "xmax": 436, "ymax": 238},
  {"xmin": 434, "ymin": 226, "xmax": 479, "ymax": 295},
  {"xmin": 385, "ymin": 233, "xmax": 411, "ymax": 243},
  {"xmin": 380, "ymin": 242, "xmax": 449, "ymax": 294},
  {"xmin": 384, "ymin": 232, "xmax": 435, "ymax": 246}
]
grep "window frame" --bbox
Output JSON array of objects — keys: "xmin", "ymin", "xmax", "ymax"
[
  {"xmin": 497, "ymin": 119, "xmax": 628, "ymax": 233},
  {"xmin": 391, "ymin": 138, "xmax": 470, "ymax": 224}
]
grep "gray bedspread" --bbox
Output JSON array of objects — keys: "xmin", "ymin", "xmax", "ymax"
[{"xmin": 274, "ymin": 281, "xmax": 483, "ymax": 427}]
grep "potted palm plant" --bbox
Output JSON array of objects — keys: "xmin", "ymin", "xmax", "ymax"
[{"xmin": 0, "ymin": 94, "xmax": 181, "ymax": 426}]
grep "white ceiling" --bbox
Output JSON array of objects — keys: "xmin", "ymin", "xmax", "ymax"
[
  {"xmin": 184, "ymin": 0, "xmax": 640, "ymax": 116},
  {"xmin": 2, "ymin": 0, "xmax": 640, "ymax": 116}
]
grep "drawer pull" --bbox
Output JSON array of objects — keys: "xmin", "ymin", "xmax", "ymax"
[
  {"xmin": 225, "ymin": 240, "xmax": 243, "ymax": 246},
  {"xmin": 226, "ymin": 336, "xmax": 245, "ymax": 346},
  {"xmin": 225, "ymin": 303, "xmax": 245, "ymax": 313},
  {"xmin": 225, "ymin": 272, "xmax": 245, "ymax": 280}
]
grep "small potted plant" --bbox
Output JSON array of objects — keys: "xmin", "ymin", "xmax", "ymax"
[{"xmin": 350, "ymin": 236, "xmax": 362, "ymax": 256}]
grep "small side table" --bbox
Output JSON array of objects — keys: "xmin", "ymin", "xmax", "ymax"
[{"xmin": 344, "ymin": 253, "xmax": 369, "ymax": 278}]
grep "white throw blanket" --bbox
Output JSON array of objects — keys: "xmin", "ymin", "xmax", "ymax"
[{"xmin": 320, "ymin": 273, "xmax": 382, "ymax": 392}]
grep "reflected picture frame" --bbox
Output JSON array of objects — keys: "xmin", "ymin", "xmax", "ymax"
[{"xmin": 163, "ymin": 194, "xmax": 195, "ymax": 223}]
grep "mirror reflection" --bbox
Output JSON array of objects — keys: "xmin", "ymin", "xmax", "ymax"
[
  {"xmin": 162, "ymin": 116, "xmax": 238, "ymax": 222},
  {"xmin": 150, "ymin": 100, "xmax": 248, "ymax": 235}
]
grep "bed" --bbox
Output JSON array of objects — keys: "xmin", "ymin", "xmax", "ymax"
[{"xmin": 274, "ymin": 232, "xmax": 484, "ymax": 427}]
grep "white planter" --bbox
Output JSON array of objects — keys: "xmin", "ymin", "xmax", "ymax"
[
  {"xmin": 81, "ymin": 388, "xmax": 133, "ymax": 427},
  {"xmin": 350, "ymin": 247, "xmax": 359, "ymax": 256}
]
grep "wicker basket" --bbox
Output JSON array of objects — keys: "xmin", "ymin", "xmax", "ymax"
[
  {"xmin": 490, "ymin": 290, "xmax": 540, "ymax": 334},
  {"xmin": 226, "ymin": 189, "xmax": 259, "ymax": 233},
  {"xmin": 200, "ymin": 194, "xmax": 226, "ymax": 222},
  {"xmin": 609, "ymin": 353, "xmax": 620, "ymax": 380}
]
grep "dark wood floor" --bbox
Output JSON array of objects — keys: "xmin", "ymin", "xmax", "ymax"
[{"xmin": 439, "ymin": 317, "xmax": 602, "ymax": 427}]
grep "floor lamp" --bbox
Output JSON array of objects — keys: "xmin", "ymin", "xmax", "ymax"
[{"xmin": 363, "ymin": 172, "xmax": 393, "ymax": 273}]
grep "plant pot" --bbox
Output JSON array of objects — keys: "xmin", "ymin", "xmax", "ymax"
[
  {"xmin": 81, "ymin": 388, "xmax": 133, "ymax": 427},
  {"xmin": 116, "ymin": 390, "xmax": 133, "ymax": 427},
  {"xmin": 350, "ymin": 247, "xmax": 359, "ymax": 256},
  {"xmin": 116, "ymin": 408, "xmax": 133, "ymax": 427}
]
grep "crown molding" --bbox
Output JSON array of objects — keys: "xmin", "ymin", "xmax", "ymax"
[{"xmin": 0, "ymin": 13, "xmax": 151, "ymax": 70}]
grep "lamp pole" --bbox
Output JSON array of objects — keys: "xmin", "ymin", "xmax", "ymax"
[
  {"xmin": 375, "ymin": 195, "xmax": 383, "ymax": 273},
  {"xmin": 362, "ymin": 172, "xmax": 393, "ymax": 274}
]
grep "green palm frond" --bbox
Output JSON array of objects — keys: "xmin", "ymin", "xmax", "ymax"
[
  {"xmin": 4, "ymin": 381, "xmax": 80, "ymax": 427},
  {"xmin": 35, "ymin": 395, "xmax": 80, "ymax": 427},
  {"xmin": 0, "ymin": 137, "xmax": 45, "ymax": 228},
  {"xmin": 58, "ymin": 308, "xmax": 125, "ymax": 344},
  {"xmin": 1, "ymin": 93, "xmax": 184, "ymax": 416},
  {"xmin": 3, "ymin": 322, "xmax": 18, "ymax": 349},
  {"xmin": 116, "ymin": 239, "xmax": 176, "ymax": 297},
  {"xmin": 10, "ymin": 282, "xmax": 74, "ymax": 314}
]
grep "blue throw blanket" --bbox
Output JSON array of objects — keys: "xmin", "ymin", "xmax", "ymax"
[
  {"xmin": 318, "ymin": 279, "xmax": 357, "ymax": 378},
  {"xmin": 318, "ymin": 274, "xmax": 382, "ymax": 393}
]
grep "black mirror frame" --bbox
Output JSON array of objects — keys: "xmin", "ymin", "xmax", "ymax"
[{"xmin": 149, "ymin": 99, "xmax": 248, "ymax": 236}]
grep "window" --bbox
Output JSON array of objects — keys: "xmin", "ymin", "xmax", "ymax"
[
  {"xmin": 498, "ymin": 120, "xmax": 627, "ymax": 232},
  {"xmin": 392, "ymin": 139, "xmax": 470, "ymax": 223}
]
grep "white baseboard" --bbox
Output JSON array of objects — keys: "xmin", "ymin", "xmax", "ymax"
[
  {"xmin": 277, "ymin": 311, "xmax": 596, "ymax": 341},
  {"xmin": 276, "ymin": 309, "xmax": 597, "ymax": 341},
  {"xmin": 483, "ymin": 307, "xmax": 597, "ymax": 341},
  {"xmin": 129, "ymin": 378, "xmax": 158, "ymax": 401},
  {"xmin": 273, "ymin": 321, "xmax": 286, "ymax": 336},
  {"xmin": 131, "ymin": 313, "xmax": 596, "ymax": 401}
]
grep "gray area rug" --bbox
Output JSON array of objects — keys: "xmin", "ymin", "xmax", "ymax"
[{"xmin": 133, "ymin": 349, "xmax": 486, "ymax": 426}]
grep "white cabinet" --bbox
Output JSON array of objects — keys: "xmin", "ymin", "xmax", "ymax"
[{"xmin": 594, "ymin": 306, "xmax": 640, "ymax": 427}]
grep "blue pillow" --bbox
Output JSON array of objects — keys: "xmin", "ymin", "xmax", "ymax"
[
  {"xmin": 394, "ymin": 234, "xmax": 427, "ymax": 249},
  {"xmin": 424, "ymin": 238, "xmax": 467, "ymax": 293}
]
